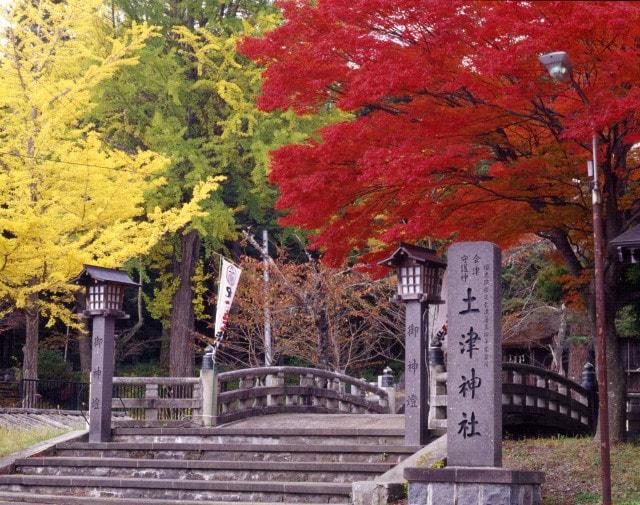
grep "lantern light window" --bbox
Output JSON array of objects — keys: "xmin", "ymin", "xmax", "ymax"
[
  {"xmin": 379, "ymin": 243, "xmax": 447, "ymax": 303},
  {"xmin": 73, "ymin": 265, "xmax": 139, "ymax": 316}
]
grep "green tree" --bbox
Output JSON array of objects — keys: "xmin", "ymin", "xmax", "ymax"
[{"xmin": 94, "ymin": 0, "xmax": 339, "ymax": 375}]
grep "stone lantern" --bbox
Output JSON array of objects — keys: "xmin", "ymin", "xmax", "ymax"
[
  {"xmin": 74, "ymin": 265, "xmax": 138, "ymax": 442},
  {"xmin": 379, "ymin": 243, "xmax": 446, "ymax": 445}
]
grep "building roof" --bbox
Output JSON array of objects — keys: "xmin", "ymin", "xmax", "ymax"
[
  {"xmin": 610, "ymin": 225, "xmax": 640, "ymax": 248},
  {"xmin": 378, "ymin": 242, "xmax": 447, "ymax": 268},
  {"xmin": 73, "ymin": 265, "xmax": 139, "ymax": 287}
]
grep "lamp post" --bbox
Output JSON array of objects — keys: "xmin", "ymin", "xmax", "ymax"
[
  {"xmin": 74, "ymin": 265, "xmax": 138, "ymax": 443},
  {"xmin": 539, "ymin": 50, "xmax": 612, "ymax": 505},
  {"xmin": 379, "ymin": 243, "xmax": 446, "ymax": 445}
]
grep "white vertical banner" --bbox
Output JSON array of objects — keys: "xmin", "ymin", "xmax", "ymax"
[{"xmin": 212, "ymin": 257, "xmax": 242, "ymax": 357}]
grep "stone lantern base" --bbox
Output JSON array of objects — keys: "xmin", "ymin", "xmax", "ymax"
[{"xmin": 404, "ymin": 467, "xmax": 544, "ymax": 505}]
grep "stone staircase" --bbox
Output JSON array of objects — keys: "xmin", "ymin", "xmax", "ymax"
[{"xmin": 0, "ymin": 422, "xmax": 417, "ymax": 504}]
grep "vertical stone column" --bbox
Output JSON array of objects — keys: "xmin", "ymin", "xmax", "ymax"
[
  {"xmin": 405, "ymin": 300, "xmax": 428, "ymax": 446},
  {"xmin": 446, "ymin": 242, "xmax": 501, "ymax": 467},
  {"xmin": 89, "ymin": 316, "xmax": 115, "ymax": 443},
  {"xmin": 200, "ymin": 369, "xmax": 214, "ymax": 427}
]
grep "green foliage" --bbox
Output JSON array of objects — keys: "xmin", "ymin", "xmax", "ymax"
[
  {"xmin": 502, "ymin": 244, "xmax": 568, "ymax": 314},
  {"xmin": 117, "ymin": 360, "xmax": 167, "ymax": 377},
  {"xmin": 37, "ymin": 349, "xmax": 75, "ymax": 382},
  {"xmin": 575, "ymin": 491, "xmax": 600, "ymax": 504},
  {"xmin": 90, "ymin": 0, "xmax": 342, "ymax": 330},
  {"xmin": 535, "ymin": 265, "xmax": 567, "ymax": 304},
  {"xmin": 616, "ymin": 304, "xmax": 640, "ymax": 339}
]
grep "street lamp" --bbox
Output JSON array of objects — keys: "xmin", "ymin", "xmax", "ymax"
[
  {"xmin": 538, "ymin": 51, "xmax": 573, "ymax": 83},
  {"xmin": 74, "ymin": 265, "xmax": 138, "ymax": 442},
  {"xmin": 539, "ymin": 51, "xmax": 612, "ymax": 505},
  {"xmin": 379, "ymin": 243, "xmax": 446, "ymax": 445}
]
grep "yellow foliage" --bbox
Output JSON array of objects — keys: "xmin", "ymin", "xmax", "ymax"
[{"xmin": 0, "ymin": 1, "xmax": 220, "ymax": 324}]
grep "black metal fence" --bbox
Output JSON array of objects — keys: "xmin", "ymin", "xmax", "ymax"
[{"xmin": 19, "ymin": 379, "xmax": 89, "ymax": 411}]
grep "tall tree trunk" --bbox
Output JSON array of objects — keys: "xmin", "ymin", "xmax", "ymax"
[
  {"xmin": 22, "ymin": 302, "xmax": 39, "ymax": 381},
  {"xmin": 315, "ymin": 307, "xmax": 330, "ymax": 370},
  {"xmin": 159, "ymin": 324, "xmax": 171, "ymax": 371},
  {"xmin": 549, "ymin": 303, "xmax": 567, "ymax": 376},
  {"xmin": 78, "ymin": 336, "xmax": 91, "ymax": 375},
  {"xmin": 603, "ymin": 304, "xmax": 627, "ymax": 443},
  {"xmin": 169, "ymin": 229, "xmax": 201, "ymax": 377},
  {"xmin": 76, "ymin": 291, "xmax": 91, "ymax": 375}
]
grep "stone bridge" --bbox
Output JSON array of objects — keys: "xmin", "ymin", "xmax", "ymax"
[
  {"xmin": 109, "ymin": 363, "xmax": 595, "ymax": 435},
  {"xmin": 429, "ymin": 362, "xmax": 595, "ymax": 435}
]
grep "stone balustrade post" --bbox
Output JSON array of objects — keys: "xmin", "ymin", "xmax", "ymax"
[
  {"xmin": 200, "ymin": 346, "xmax": 216, "ymax": 427},
  {"xmin": 427, "ymin": 347, "xmax": 446, "ymax": 434},
  {"xmin": 380, "ymin": 366, "xmax": 396, "ymax": 414},
  {"xmin": 145, "ymin": 383, "xmax": 159, "ymax": 422}
]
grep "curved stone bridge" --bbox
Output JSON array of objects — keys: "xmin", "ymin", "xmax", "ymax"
[
  {"xmin": 110, "ymin": 363, "xmax": 594, "ymax": 435},
  {"xmin": 429, "ymin": 362, "xmax": 596, "ymax": 435},
  {"xmin": 217, "ymin": 366, "xmax": 392, "ymax": 424}
]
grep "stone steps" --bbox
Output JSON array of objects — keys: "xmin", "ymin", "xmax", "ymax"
[
  {"xmin": 0, "ymin": 492, "xmax": 313, "ymax": 505},
  {"xmin": 55, "ymin": 441, "xmax": 416, "ymax": 463},
  {"xmin": 0, "ymin": 475, "xmax": 352, "ymax": 503},
  {"xmin": 0, "ymin": 418, "xmax": 414, "ymax": 504},
  {"xmin": 111, "ymin": 427, "xmax": 404, "ymax": 446},
  {"xmin": 16, "ymin": 457, "xmax": 394, "ymax": 483}
]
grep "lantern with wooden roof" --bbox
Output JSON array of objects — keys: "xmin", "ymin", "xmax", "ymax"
[
  {"xmin": 379, "ymin": 243, "xmax": 447, "ymax": 303},
  {"xmin": 74, "ymin": 265, "xmax": 139, "ymax": 318}
]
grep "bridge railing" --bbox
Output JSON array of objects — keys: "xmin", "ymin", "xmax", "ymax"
[
  {"xmin": 112, "ymin": 377, "xmax": 200, "ymax": 426},
  {"xmin": 109, "ymin": 367, "xmax": 390, "ymax": 427},
  {"xmin": 217, "ymin": 366, "xmax": 390, "ymax": 424},
  {"xmin": 429, "ymin": 362, "xmax": 596, "ymax": 434},
  {"xmin": 502, "ymin": 363, "xmax": 595, "ymax": 432}
]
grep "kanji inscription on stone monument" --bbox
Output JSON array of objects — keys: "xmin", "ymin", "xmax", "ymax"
[
  {"xmin": 447, "ymin": 241, "xmax": 502, "ymax": 467},
  {"xmin": 89, "ymin": 316, "xmax": 115, "ymax": 443}
]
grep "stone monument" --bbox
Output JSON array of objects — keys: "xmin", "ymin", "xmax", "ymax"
[
  {"xmin": 404, "ymin": 242, "xmax": 544, "ymax": 505},
  {"xmin": 447, "ymin": 241, "xmax": 502, "ymax": 467}
]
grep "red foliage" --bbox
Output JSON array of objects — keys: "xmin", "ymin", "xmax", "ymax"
[{"xmin": 241, "ymin": 1, "xmax": 640, "ymax": 268}]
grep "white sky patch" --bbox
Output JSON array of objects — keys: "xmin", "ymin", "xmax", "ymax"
[{"xmin": 0, "ymin": 0, "xmax": 11, "ymax": 32}]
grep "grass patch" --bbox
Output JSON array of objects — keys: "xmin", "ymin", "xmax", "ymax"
[
  {"xmin": 0, "ymin": 426, "xmax": 69, "ymax": 458},
  {"xmin": 503, "ymin": 437, "xmax": 640, "ymax": 505}
]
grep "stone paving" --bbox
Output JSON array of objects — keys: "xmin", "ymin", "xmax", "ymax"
[{"xmin": 226, "ymin": 413, "xmax": 405, "ymax": 430}]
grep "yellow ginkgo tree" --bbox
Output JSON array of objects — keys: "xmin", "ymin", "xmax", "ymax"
[{"xmin": 0, "ymin": 0, "xmax": 220, "ymax": 380}]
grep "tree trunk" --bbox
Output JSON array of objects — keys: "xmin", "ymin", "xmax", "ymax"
[
  {"xmin": 159, "ymin": 324, "xmax": 171, "ymax": 371},
  {"xmin": 169, "ymin": 229, "xmax": 201, "ymax": 377},
  {"xmin": 550, "ymin": 303, "xmax": 567, "ymax": 376},
  {"xmin": 22, "ymin": 303, "xmax": 39, "ymax": 381},
  {"xmin": 315, "ymin": 307, "xmax": 330, "ymax": 370},
  {"xmin": 76, "ymin": 291, "xmax": 91, "ymax": 375},
  {"xmin": 602, "ymin": 309, "xmax": 627, "ymax": 443},
  {"xmin": 78, "ymin": 336, "xmax": 91, "ymax": 375}
]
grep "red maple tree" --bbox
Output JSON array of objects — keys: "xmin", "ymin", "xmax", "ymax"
[{"xmin": 242, "ymin": 1, "xmax": 640, "ymax": 440}]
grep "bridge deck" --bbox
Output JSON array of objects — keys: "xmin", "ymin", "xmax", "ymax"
[{"xmin": 223, "ymin": 413, "xmax": 405, "ymax": 430}]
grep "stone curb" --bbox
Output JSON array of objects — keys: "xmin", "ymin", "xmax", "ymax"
[
  {"xmin": 59, "ymin": 441, "xmax": 420, "ymax": 453},
  {"xmin": 0, "ymin": 474, "xmax": 353, "ymax": 495},
  {"xmin": 0, "ymin": 409, "xmax": 83, "ymax": 416},
  {"xmin": 0, "ymin": 491, "xmax": 297, "ymax": 505},
  {"xmin": 0, "ymin": 430, "xmax": 87, "ymax": 475},
  {"xmin": 16, "ymin": 457, "xmax": 394, "ymax": 473},
  {"xmin": 112, "ymin": 426, "xmax": 405, "ymax": 436}
]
